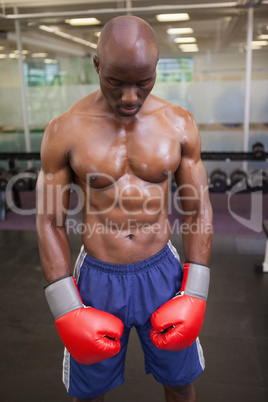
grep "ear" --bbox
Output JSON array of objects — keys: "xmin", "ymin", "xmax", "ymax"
[{"xmin": 93, "ymin": 55, "xmax": 100, "ymax": 74}]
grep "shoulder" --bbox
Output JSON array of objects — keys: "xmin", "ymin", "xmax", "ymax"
[
  {"xmin": 40, "ymin": 110, "xmax": 77, "ymax": 166},
  {"xmin": 40, "ymin": 113, "xmax": 71, "ymax": 169},
  {"xmin": 148, "ymin": 94, "xmax": 195, "ymax": 122},
  {"xmin": 43, "ymin": 91, "xmax": 99, "ymax": 139},
  {"xmin": 41, "ymin": 92, "xmax": 100, "ymax": 165},
  {"xmin": 148, "ymin": 94, "xmax": 199, "ymax": 137},
  {"xmin": 42, "ymin": 112, "xmax": 72, "ymax": 149},
  {"xmin": 67, "ymin": 91, "xmax": 99, "ymax": 115},
  {"xmin": 149, "ymin": 95, "xmax": 200, "ymax": 160}
]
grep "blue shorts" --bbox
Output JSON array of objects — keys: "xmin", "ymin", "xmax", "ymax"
[{"xmin": 62, "ymin": 241, "xmax": 205, "ymax": 398}]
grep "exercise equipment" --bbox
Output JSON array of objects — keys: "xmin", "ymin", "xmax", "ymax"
[
  {"xmin": 210, "ymin": 169, "xmax": 228, "ymax": 193},
  {"xmin": 0, "ymin": 168, "xmax": 8, "ymax": 221},
  {"xmin": 0, "ymin": 168, "xmax": 8, "ymax": 192},
  {"xmin": 201, "ymin": 150, "xmax": 268, "ymax": 161},
  {"xmin": 262, "ymin": 171, "xmax": 268, "ymax": 193},
  {"xmin": 0, "ymin": 160, "xmax": 39, "ymax": 221},
  {"xmin": 250, "ymin": 170, "xmax": 268, "ymax": 193},
  {"xmin": 12, "ymin": 168, "xmax": 39, "ymax": 192},
  {"xmin": 0, "ymin": 151, "xmax": 267, "ymax": 223},
  {"xmin": 10, "ymin": 168, "xmax": 29, "ymax": 192},
  {"xmin": 252, "ymin": 142, "xmax": 265, "ymax": 160},
  {"xmin": 230, "ymin": 169, "xmax": 249, "ymax": 193},
  {"xmin": 26, "ymin": 167, "xmax": 39, "ymax": 190}
]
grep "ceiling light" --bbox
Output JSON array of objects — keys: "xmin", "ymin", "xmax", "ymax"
[
  {"xmin": 180, "ymin": 49, "xmax": 198, "ymax": 53},
  {"xmin": 0, "ymin": 46, "xmax": 5, "ymax": 51},
  {"xmin": 0, "ymin": 54, "xmax": 7, "ymax": 59},
  {"xmin": 156, "ymin": 13, "xmax": 189, "ymax": 22},
  {"xmin": 179, "ymin": 44, "xmax": 199, "ymax": 52},
  {"xmin": 174, "ymin": 37, "xmax": 196, "ymax": 44},
  {"xmin": 257, "ymin": 34, "xmax": 268, "ymax": 40},
  {"xmin": 65, "ymin": 18, "xmax": 101, "ymax": 26},
  {"xmin": 39, "ymin": 25, "xmax": 55, "ymax": 33},
  {"xmin": 167, "ymin": 27, "xmax": 193, "ymax": 35},
  {"xmin": 13, "ymin": 49, "xmax": 29, "ymax": 55},
  {"xmin": 179, "ymin": 44, "xmax": 198, "ymax": 49},
  {"xmin": 251, "ymin": 40, "xmax": 267, "ymax": 46},
  {"xmin": 31, "ymin": 53, "xmax": 48, "ymax": 58},
  {"xmin": 94, "ymin": 31, "xmax": 101, "ymax": 37},
  {"xmin": 39, "ymin": 25, "xmax": 97, "ymax": 49},
  {"xmin": 9, "ymin": 53, "xmax": 26, "ymax": 59},
  {"xmin": 44, "ymin": 58, "xmax": 58, "ymax": 64}
]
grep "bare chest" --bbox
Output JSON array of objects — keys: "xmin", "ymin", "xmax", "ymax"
[{"xmin": 70, "ymin": 119, "xmax": 181, "ymax": 188}]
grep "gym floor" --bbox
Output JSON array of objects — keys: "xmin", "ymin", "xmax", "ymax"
[{"xmin": 1, "ymin": 229, "xmax": 268, "ymax": 402}]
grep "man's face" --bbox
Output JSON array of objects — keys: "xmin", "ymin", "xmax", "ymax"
[{"xmin": 94, "ymin": 50, "xmax": 158, "ymax": 117}]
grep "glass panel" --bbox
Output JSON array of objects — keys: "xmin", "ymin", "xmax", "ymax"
[{"xmin": 0, "ymin": 4, "xmax": 267, "ymax": 179}]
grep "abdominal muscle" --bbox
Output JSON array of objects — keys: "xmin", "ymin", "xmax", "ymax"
[
  {"xmin": 81, "ymin": 187, "xmax": 171, "ymax": 264},
  {"xmin": 73, "ymin": 152, "xmax": 174, "ymax": 263}
]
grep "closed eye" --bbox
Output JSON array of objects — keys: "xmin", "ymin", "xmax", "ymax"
[
  {"xmin": 108, "ymin": 78, "xmax": 123, "ymax": 87},
  {"xmin": 137, "ymin": 78, "xmax": 153, "ymax": 87}
]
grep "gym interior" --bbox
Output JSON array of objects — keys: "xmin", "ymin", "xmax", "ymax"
[{"xmin": 0, "ymin": 1, "xmax": 268, "ymax": 401}]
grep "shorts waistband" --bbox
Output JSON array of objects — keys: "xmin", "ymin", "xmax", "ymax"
[{"xmin": 83, "ymin": 242, "xmax": 174, "ymax": 274}]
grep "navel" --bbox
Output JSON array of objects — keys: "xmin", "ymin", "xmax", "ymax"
[{"xmin": 126, "ymin": 234, "xmax": 135, "ymax": 240}]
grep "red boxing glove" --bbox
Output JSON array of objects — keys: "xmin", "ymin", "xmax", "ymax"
[
  {"xmin": 45, "ymin": 275, "xmax": 124, "ymax": 365},
  {"xmin": 150, "ymin": 262, "xmax": 210, "ymax": 351}
]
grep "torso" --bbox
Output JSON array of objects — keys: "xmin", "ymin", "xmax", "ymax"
[{"xmin": 61, "ymin": 91, "xmax": 188, "ymax": 263}]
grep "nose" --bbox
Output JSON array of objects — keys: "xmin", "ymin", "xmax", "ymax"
[{"xmin": 121, "ymin": 86, "xmax": 138, "ymax": 104}]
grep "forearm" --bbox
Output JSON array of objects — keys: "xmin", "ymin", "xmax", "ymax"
[
  {"xmin": 36, "ymin": 215, "xmax": 71, "ymax": 283},
  {"xmin": 181, "ymin": 204, "xmax": 213, "ymax": 265}
]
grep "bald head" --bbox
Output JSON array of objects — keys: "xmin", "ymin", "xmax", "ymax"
[
  {"xmin": 96, "ymin": 16, "xmax": 159, "ymax": 65},
  {"xmin": 93, "ymin": 16, "xmax": 159, "ymax": 116}
]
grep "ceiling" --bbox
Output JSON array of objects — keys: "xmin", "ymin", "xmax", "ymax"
[{"xmin": 0, "ymin": 0, "xmax": 268, "ymax": 58}]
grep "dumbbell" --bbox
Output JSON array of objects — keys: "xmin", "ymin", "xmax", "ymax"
[
  {"xmin": 25, "ymin": 167, "xmax": 39, "ymax": 190},
  {"xmin": 230, "ymin": 169, "xmax": 249, "ymax": 193},
  {"xmin": 250, "ymin": 170, "xmax": 268, "ymax": 193},
  {"xmin": 8, "ymin": 167, "xmax": 39, "ymax": 192},
  {"xmin": 9, "ymin": 168, "xmax": 30, "ymax": 192},
  {"xmin": 264, "ymin": 171, "xmax": 268, "ymax": 193},
  {"xmin": 252, "ymin": 142, "xmax": 265, "ymax": 160},
  {"xmin": 0, "ymin": 167, "xmax": 9, "ymax": 191},
  {"xmin": 210, "ymin": 169, "xmax": 228, "ymax": 193}
]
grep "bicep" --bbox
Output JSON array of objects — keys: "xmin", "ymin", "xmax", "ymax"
[{"xmin": 174, "ymin": 117, "xmax": 209, "ymax": 214}]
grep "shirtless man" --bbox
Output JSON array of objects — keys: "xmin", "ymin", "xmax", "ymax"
[{"xmin": 36, "ymin": 16, "xmax": 213, "ymax": 402}]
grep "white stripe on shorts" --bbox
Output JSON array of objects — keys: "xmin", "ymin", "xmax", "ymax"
[
  {"xmin": 167, "ymin": 240, "xmax": 181, "ymax": 263},
  {"xmin": 62, "ymin": 347, "xmax": 70, "ymax": 392},
  {"xmin": 196, "ymin": 337, "xmax": 205, "ymax": 370},
  {"xmin": 73, "ymin": 245, "xmax": 87, "ymax": 283},
  {"xmin": 62, "ymin": 245, "xmax": 86, "ymax": 392}
]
